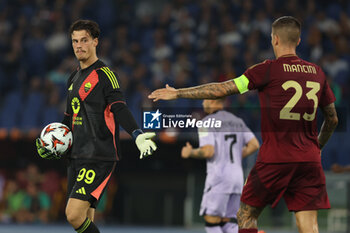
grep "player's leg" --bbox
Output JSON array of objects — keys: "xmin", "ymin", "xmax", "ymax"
[
  {"xmin": 200, "ymin": 191, "xmax": 231, "ymax": 233},
  {"xmin": 237, "ymin": 163, "xmax": 266, "ymax": 233},
  {"xmin": 239, "ymin": 162, "xmax": 296, "ymax": 233},
  {"xmin": 221, "ymin": 193, "xmax": 240, "ymax": 233},
  {"xmin": 237, "ymin": 202, "xmax": 264, "ymax": 233},
  {"xmin": 87, "ymin": 208, "xmax": 95, "ymax": 222},
  {"xmin": 284, "ymin": 163, "xmax": 329, "ymax": 233},
  {"xmin": 65, "ymin": 200, "xmax": 100, "ymax": 233},
  {"xmin": 204, "ymin": 215, "xmax": 224, "ymax": 233},
  {"xmin": 294, "ymin": 210, "xmax": 318, "ymax": 233},
  {"xmin": 66, "ymin": 160, "xmax": 93, "ymax": 229},
  {"xmin": 65, "ymin": 198, "xmax": 94, "ymax": 227},
  {"xmin": 66, "ymin": 160, "xmax": 115, "ymax": 233},
  {"xmin": 221, "ymin": 217, "xmax": 238, "ymax": 233}
]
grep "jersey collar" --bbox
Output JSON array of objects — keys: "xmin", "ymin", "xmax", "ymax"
[{"xmin": 278, "ymin": 54, "xmax": 298, "ymax": 59}]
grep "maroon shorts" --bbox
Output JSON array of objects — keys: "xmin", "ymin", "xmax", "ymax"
[{"xmin": 241, "ymin": 162, "xmax": 330, "ymax": 211}]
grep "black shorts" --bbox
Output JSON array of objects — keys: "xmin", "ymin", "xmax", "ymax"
[{"xmin": 67, "ymin": 159, "xmax": 116, "ymax": 208}]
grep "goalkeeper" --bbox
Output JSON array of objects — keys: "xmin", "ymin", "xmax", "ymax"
[{"xmin": 36, "ymin": 19, "xmax": 156, "ymax": 233}]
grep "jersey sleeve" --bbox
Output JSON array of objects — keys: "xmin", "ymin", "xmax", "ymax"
[
  {"xmin": 319, "ymin": 69, "xmax": 336, "ymax": 107},
  {"xmin": 64, "ymin": 95, "xmax": 72, "ymax": 116},
  {"xmin": 198, "ymin": 127, "xmax": 215, "ymax": 147},
  {"xmin": 97, "ymin": 67, "xmax": 125, "ymax": 105},
  {"xmin": 240, "ymin": 60, "xmax": 272, "ymax": 91},
  {"xmin": 64, "ymin": 71, "xmax": 76, "ymax": 116}
]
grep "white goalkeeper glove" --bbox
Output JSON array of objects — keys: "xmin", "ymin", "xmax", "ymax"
[{"xmin": 133, "ymin": 130, "xmax": 157, "ymax": 159}]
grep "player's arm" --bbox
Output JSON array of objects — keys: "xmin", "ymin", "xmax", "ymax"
[
  {"xmin": 62, "ymin": 103, "xmax": 71, "ymax": 128},
  {"xmin": 99, "ymin": 68, "xmax": 157, "ymax": 158},
  {"xmin": 149, "ymin": 78, "xmax": 241, "ymax": 101},
  {"xmin": 149, "ymin": 65, "xmax": 263, "ymax": 102},
  {"xmin": 177, "ymin": 79, "xmax": 240, "ymax": 99},
  {"xmin": 242, "ymin": 137, "xmax": 260, "ymax": 158},
  {"xmin": 110, "ymin": 103, "xmax": 157, "ymax": 158},
  {"xmin": 61, "ymin": 71, "xmax": 76, "ymax": 127},
  {"xmin": 318, "ymin": 102, "xmax": 338, "ymax": 149},
  {"xmin": 181, "ymin": 142, "xmax": 214, "ymax": 159},
  {"xmin": 36, "ymin": 72, "xmax": 77, "ymax": 160}
]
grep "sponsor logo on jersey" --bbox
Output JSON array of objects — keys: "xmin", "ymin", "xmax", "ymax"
[
  {"xmin": 71, "ymin": 97, "xmax": 82, "ymax": 125},
  {"xmin": 76, "ymin": 187, "xmax": 86, "ymax": 195}
]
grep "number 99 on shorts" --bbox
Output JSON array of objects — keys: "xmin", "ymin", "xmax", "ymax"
[{"xmin": 77, "ymin": 168, "xmax": 96, "ymax": 184}]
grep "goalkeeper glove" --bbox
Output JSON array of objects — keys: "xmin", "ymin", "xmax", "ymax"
[
  {"xmin": 35, "ymin": 138, "xmax": 61, "ymax": 160},
  {"xmin": 132, "ymin": 130, "xmax": 157, "ymax": 159}
]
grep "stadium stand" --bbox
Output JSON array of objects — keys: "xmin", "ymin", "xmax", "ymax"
[{"xmin": 0, "ymin": 0, "xmax": 349, "ymax": 229}]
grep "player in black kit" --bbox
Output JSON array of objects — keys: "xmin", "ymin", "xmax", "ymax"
[{"xmin": 36, "ymin": 20, "xmax": 157, "ymax": 233}]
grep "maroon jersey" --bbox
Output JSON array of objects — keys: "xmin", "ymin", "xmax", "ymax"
[{"xmin": 244, "ymin": 55, "xmax": 335, "ymax": 163}]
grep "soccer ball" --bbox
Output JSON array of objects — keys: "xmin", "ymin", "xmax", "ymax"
[{"xmin": 40, "ymin": 122, "xmax": 73, "ymax": 155}]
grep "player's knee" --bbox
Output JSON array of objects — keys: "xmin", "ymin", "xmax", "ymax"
[
  {"xmin": 295, "ymin": 219, "xmax": 318, "ymax": 233},
  {"xmin": 237, "ymin": 203, "xmax": 261, "ymax": 222},
  {"xmin": 65, "ymin": 207, "xmax": 74, "ymax": 223},
  {"xmin": 237, "ymin": 207, "xmax": 256, "ymax": 228},
  {"xmin": 204, "ymin": 215, "xmax": 221, "ymax": 224},
  {"xmin": 237, "ymin": 207, "xmax": 244, "ymax": 223},
  {"xmin": 65, "ymin": 207, "xmax": 84, "ymax": 225}
]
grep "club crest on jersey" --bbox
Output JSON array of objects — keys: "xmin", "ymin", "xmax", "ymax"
[{"xmin": 84, "ymin": 82, "xmax": 92, "ymax": 92}]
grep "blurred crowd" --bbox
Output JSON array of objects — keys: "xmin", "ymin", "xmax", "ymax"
[
  {"xmin": 0, "ymin": 163, "xmax": 116, "ymax": 223},
  {"xmin": 0, "ymin": 0, "xmax": 349, "ymax": 223},
  {"xmin": 0, "ymin": 1, "xmax": 349, "ymax": 164}
]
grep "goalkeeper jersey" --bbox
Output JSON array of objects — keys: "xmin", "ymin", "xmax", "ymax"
[{"xmin": 64, "ymin": 60, "xmax": 124, "ymax": 161}]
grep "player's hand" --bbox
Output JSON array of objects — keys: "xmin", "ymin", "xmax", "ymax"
[
  {"xmin": 36, "ymin": 138, "xmax": 61, "ymax": 160},
  {"xmin": 148, "ymin": 84, "xmax": 178, "ymax": 102},
  {"xmin": 135, "ymin": 132, "xmax": 157, "ymax": 159},
  {"xmin": 181, "ymin": 142, "xmax": 193, "ymax": 159}
]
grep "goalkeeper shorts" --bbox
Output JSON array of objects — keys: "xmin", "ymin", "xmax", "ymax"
[{"xmin": 67, "ymin": 158, "xmax": 116, "ymax": 208}]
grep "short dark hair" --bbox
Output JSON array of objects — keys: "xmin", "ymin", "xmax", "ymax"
[
  {"xmin": 69, "ymin": 19, "xmax": 100, "ymax": 39},
  {"xmin": 272, "ymin": 16, "xmax": 301, "ymax": 46}
]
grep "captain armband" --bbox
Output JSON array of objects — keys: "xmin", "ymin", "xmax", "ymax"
[{"xmin": 233, "ymin": 75, "xmax": 250, "ymax": 94}]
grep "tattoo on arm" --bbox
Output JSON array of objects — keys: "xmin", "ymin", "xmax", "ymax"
[
  {"xmin": 189, "ymin": 148, "xmax": 207, "ymax": 159},
  {"xmin": 177, "ymin": 80, "xmax": 239, "ymax": 99},
  {"xmin": 318, "ymin": 103, "xmax": 338, "ymax": 149},
  {"xmin": 237, "ymin": 202, "xmax": 263, "ymax": 229}
]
